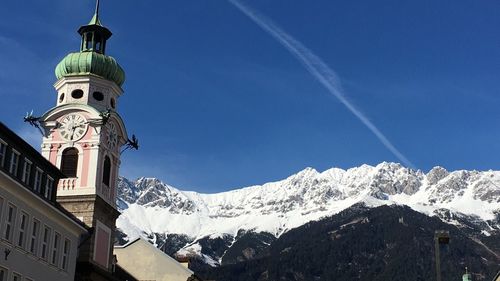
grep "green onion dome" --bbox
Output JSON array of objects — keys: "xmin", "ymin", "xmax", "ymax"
[
  {"xmin": 55, "ymin": 1, "xmax": 125, "ymax": 87},
  {"xmin": 55, "ymin": 51, "xmax": 125, "ymax": 87}
]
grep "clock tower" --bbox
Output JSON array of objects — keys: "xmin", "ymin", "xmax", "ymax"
[{"xmin": 39, "ymin": 2, "xmax": 127, "ymax": 275}]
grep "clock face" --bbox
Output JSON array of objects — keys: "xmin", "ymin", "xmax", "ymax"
[
  {"xmin": 59, "ymin": 114, "xmax": 88, "ymax": 141},
  {"xmin": 106, "ymin": 122, "xmax": 118, "ymax": 149}
]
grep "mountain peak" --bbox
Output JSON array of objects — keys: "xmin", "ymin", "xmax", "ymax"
[
  {"xmin": 117, "ymin": 163, "xmax": 500, "ymax": 253},
  {"xmin": 294, "ymin": 167, "xmax": 318, "ymax": 176}
]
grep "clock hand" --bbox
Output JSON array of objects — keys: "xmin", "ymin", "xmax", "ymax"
[
  {"xmin": 70, "ymin": 126, "xmax": 76, "ymax": 140},
  {"xmin": 69, "ymin": 123, "xmax": 80, "ymax": 140}
]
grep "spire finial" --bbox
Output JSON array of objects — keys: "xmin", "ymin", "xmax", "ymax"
[
  {"xmin": 88, "ymin": 0, "xmax": 102, "ymax": 26},
  {"xmin": 95, "ymin": 0, "xmax": 100, "ymax": 19}
]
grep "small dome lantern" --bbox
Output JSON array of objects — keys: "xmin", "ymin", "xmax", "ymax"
[
  {"xmin": 54, "ymin": 0, "xmax": 125, "ymax": 87},
  {"xmin": 78, "ymin": 0, "xmax": 112, "ymax": 54}
]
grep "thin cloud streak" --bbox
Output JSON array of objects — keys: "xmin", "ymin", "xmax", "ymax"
[{"xmin": 228, "ymin": 0, "xmax": 415, "ymax": 168}]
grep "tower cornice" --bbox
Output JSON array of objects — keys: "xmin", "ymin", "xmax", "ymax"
[{"xmin": 54, "ymin": 75, "xmax": 123, "ymax": 96}]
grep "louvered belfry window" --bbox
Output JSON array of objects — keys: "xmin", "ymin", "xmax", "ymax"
[
  {"xmin": 61, "ymin": 148, "xmax": 78, "ymax": 177},
  {"xmin": 102, "ymin": 156, "xmax": 111, "ymax": 186}
]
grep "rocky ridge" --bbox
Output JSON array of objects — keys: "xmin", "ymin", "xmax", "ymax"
[{"xmin": 116, "ymin": 162, "xmax": 500, "ymax": 266}]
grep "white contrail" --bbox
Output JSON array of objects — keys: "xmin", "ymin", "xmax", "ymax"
[{"xmin": 228, "ymin": 0, "xmax": 415, "ymax": 168}]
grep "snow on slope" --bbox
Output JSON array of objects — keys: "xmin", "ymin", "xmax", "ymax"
[{"xmin": 117, "ymin": 162, "xmax": 500, "ymax": 243}]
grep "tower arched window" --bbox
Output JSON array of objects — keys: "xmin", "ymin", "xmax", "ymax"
[
  {"xmin": 102, "ymin": 156, "xmax": 111, "ymax": 186},
  {"xmin": 61, "ymin": 148, "xmax": 79, "ymax": 178}
]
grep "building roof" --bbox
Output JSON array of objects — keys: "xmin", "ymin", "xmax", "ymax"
[
  {"xmin": 55, "ymin": 0, "xmax": 125, "ymax": 87},
  {"xmin": 55, "ymin": 52, "xmax": 125, "ymax": 87},
  {"xmin": 0, "ymin": 122, "xmax": 64, "ymax": 180},
  {"xmin": 114, "ymin": 238, "xmax": 200, "ymax": 281}
]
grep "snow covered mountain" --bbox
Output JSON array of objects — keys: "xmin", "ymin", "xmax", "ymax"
[
  {"xmin": 116, "ymin": 162, "xmax": 500, "ymax": 265},
  {"xmin": 199, "ymin": 204, "xmax": 500, "ymax": 281}
]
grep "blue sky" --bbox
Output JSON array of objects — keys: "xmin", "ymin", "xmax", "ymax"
[{"xmin": 1, "ymin": 1, "xmax": 500, "ymax": 193}]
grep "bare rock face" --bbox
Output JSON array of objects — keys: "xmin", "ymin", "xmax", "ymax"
[
  {"xmin": 369, "ymin": 162, "xmax": 423, "ymax": 198},
  {"xmin": 472, "ymin": 172, "xmax": 500, "ymax": 203},
  {"xmin": 428, "ymin": 171, "xmax": 469, "ymax": 204},
  {"xmin": 118, "ymin": 177, "xmax": 197, "ymax": 214},
  {"xmin": 117, "ymin": 176, "xmax": 139, "ymax": 204},
  {"xmin": 426, "ymin": 166, "xmax": 449, "ymax": 185}
]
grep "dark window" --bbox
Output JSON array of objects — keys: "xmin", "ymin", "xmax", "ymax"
[
  {"xmin": 41, "ymin": 226, "xmax": 50, "ymax": 260},
  {"xmin": 85, "ymin": 32, "xmax": 93, "ymax": 50},
  {"xmin": 71, "ymin": 89, "xmax": 84, "ymax": 99},
  {"xmin": 62, "ymin": 239, "xmax": 70, "ymax": 271},
  {"xmin": 93, "ymin": 91, "xmax": 104, "ymax": 101},
  {"xmin": 59, "ymin": 93, "xmax": 65, "ymax": 103},
  {"xmin": 103, "ymin": 156, "xmax": 111, "ymax": 186},
  {"xmin": 34, "ymin": 169, "xmax": 43, "ymax": 193},
  {"xmin": 0, "ymin": 142, "xmax": 7, "ymax": 167},
  {"xmin": 0, "ymin": 266, "xmax": 6, "ymax": 281},
  {"xmin": 29, "ymin": 219, "xmax": 39, "ymax": 255},
  {"xmin": 9, "ymin": 151, "xmax": 20, "ymax": 175},
  {"xmin": 61, "ymin": 148, "xmax": 78, "ymax": 177},
  {"xmin": 4, "ymin": 204, "xmax": 16, "ymax": 241},
  {"xmin": 17, "ymin": 212, "xmax": 28, "ymax": 248},
  {"xmin": 51, "ymin": 232, "xmax": 60, "ymax": 265},
  {"xmin": 22, "ymin": 159, "xmax": 32, "ymax": 185},
  {"xmin": 45, "ymin": 177, "xmax": 54, "ymax": 200},
  {"xmin": 110, "ymin": 98, "xmax": 116, "ymax": 109}
]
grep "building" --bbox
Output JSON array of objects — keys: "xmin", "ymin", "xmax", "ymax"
[
  {"xmin": 114, "ymin": 238, "xmax": 202, "ymax": 281},
  {"xmin": 0, "ymin": 122, "xmax": 87, "ymax": 281},
  {"xmin": 1, "ymin": 2, "xmax": 202, "ymax": 280},
  {"xmin": 36, "ymin": 2, "xmax": 128, "ymax": 280}
]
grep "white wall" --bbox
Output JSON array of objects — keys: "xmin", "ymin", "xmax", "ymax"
[{"xmin": 0, "ymin": 171, "xmax": 86, "ymax": 281}]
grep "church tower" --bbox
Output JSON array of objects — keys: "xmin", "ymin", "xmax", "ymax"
[{"xmin": 39, "ymin": 1, "xmax": 127, "ymax": 274}]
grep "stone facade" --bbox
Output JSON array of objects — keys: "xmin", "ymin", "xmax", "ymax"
[{"xmin": 57, "ymin": 194, "xmax": 120, "ymax": 270}]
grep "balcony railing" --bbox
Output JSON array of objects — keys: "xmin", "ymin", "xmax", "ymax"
[{"xmin": 58, "ymin": 178, "xmax": 77, "ymax": 190}]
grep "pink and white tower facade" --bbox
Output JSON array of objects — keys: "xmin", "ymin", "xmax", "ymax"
[{"xmin": 39, "ymin": 3, "xmax": 128, "ymax": 275}]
